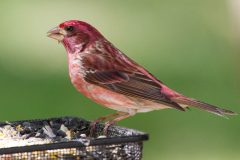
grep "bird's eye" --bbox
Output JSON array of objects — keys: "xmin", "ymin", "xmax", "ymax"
[{"xmin": 64, "ymin": 26, "xmax": 74, "ymax": 32}]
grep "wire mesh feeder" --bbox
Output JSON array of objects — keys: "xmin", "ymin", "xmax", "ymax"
[{"xmin": 0, "ymin": 117, "xmax": 148, "ymax": 160}]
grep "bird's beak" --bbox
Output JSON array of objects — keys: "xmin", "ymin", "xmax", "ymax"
[{"xmin": 47, "ymin": 27, "xmax": 66, "ymax": 41}]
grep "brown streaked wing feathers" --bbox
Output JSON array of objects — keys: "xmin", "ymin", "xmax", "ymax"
[{"xmin": 84, "ymin": 70, "xmax": 185, "ymax": 111}]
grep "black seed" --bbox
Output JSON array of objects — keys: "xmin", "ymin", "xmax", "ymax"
[{"xmin": 56, "ymin": 130, "xmax": 67, "ymax": 137}]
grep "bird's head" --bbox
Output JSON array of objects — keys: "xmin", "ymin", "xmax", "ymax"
[{"xmin": 47, "ymin": 20, "xmax": 103, "ymax": 52}]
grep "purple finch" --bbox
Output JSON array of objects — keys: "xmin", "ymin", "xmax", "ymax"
[{"xmin": 47, "ymin": 20, "xmax": 236, "ymax": 132}]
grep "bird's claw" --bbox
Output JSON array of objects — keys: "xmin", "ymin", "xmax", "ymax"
[
  {"xmin": 89, "ymin": 121, "xmax": 98, "ymax": 137},
  {"xmin": 103, "ymin": 121, "xmax": 115, "ymax": 136},
  {"xmin": 89, "ymin": 117, "xmax": 108, "ymax": 137}
]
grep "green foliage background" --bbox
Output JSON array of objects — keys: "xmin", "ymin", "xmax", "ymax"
[{"xmin": 0, "ymin": 1, "xmax": 239, "ymax": 159}]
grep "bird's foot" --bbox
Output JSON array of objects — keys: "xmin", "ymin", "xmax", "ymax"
[
  {"xmin": 89, "ymin": 112, "xmax": 123, "ymax": 137},
  {"xmin": 103, "ymin": 121, "xmax": 116, "ymax": 136},
  {"xmin": 89, "ymin": 118, "xmax": 106, "ymax": 137},
  {"xmin": 89, "ymin": 112, "xmax": 130, "ymax": 137}
]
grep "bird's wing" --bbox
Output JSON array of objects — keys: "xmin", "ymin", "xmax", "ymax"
[{"xmin": 82, "ymin": 52, "xmax": 185, "ymax": 111}]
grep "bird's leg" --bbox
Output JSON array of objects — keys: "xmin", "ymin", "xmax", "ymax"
[
  {"xmin": 103, "ymin": 112, "xmax": 131, "ymax": 136},
  {"xmin": 89, "ymin": 112, "xmax": 123, "ymax": 136}
]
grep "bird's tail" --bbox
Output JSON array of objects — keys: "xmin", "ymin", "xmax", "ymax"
[{"xmin": 172, "ymin": 97, "xmax": 237, "ymax": 117}]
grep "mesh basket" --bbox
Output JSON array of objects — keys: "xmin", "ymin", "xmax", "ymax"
[{"xmin": 0, "ymin": 117, "xmax": 148, "ymax": 159}]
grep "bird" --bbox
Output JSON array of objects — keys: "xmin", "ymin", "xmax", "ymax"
[{"xmin": 47, "ymin": 20, "xmax": 236, "ymax": 133}]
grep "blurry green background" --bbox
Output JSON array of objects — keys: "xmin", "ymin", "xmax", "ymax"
[{"xmin": 0, "ymin": 0, "xmax": 239, "ymax": 159}]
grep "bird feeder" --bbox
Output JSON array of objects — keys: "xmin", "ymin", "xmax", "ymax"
[{"xmin": 0, "ymin": 117, "xmax": 148, "ymax": 159}]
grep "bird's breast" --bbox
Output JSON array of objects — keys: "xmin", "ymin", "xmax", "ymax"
[{"xmin": 68, "ymin": 52, "xmax": 86, "ymax": 77}]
